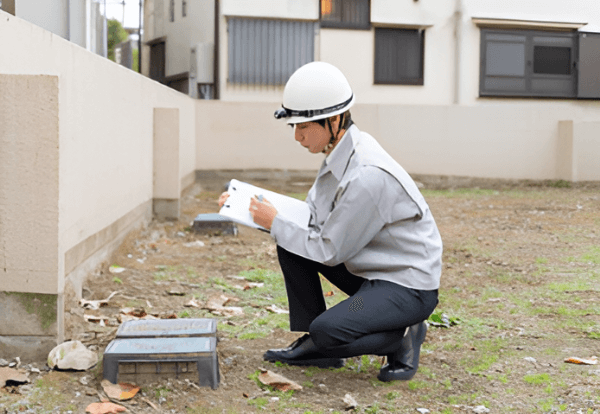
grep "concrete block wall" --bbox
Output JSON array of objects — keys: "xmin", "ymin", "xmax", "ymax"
[{"xmin": 0, "ymin": 10, "xmax": 197, "ymax": 363}]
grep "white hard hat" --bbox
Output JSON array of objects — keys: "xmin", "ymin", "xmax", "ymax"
[{"xmin": 274, "ymin": 61, "xmax": 355, "ymax": 125}]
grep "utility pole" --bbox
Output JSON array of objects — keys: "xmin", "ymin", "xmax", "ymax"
[{"xmin": 138, "ymin": 0, "xmax": 143, "ymax": 73}]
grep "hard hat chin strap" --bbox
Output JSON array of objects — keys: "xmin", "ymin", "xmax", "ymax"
[{"xmin": 322, "ymin": 112, "xmax": 346, "ymax": 154}]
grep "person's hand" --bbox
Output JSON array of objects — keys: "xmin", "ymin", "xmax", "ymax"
[
  {"xmin": 249, "ymin": 196, "xmax": 278, "ymax": 231},
  {"xmin": 218, "ymin": 192, "xmax": 230, "ymax": 208}
]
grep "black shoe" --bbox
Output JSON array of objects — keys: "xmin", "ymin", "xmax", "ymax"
[
  {"xmin": 377, "ymin": 321, "xmax": 427, "ymax": 382},
  {"xmin": 263, "ymin": 334, "xmax": 344, "ymax": 368}
]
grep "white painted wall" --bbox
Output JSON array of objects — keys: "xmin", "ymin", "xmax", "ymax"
[
  {"xmin": 222, "ymin": 0, "xmax": 318, "ymax": 20},
  {"xmin": 0, "ymin": 10, "xmax": 197, "ymax": 295},
  {"xmin": 16, "ymin": 0, "xmax": 69, "ymax": 39},
  {"xmin": 163, "ymin": 0, "xmax": 215, "ymax": 77}
]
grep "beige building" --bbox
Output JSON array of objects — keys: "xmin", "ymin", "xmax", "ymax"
[
  {"xmin": 143, "ymin": 0, "xmax": 600, "ymax": 104},
  {"xmin": 0, "ymin": 0, "xmax": 107, "ymax": 55}
]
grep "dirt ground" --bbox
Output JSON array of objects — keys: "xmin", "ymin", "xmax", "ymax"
[{"xmin": 1, "ymin": 173, "xmax": 599, "ymax": 414}]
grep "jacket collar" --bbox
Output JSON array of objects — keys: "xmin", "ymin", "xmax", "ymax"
[{"xmin": 319, "ymin": 124, "xmax": 359, "ymax": 181}]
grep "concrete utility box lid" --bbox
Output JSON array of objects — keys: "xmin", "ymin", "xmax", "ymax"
[
  {"xmin": 116, "ymin": 318, "xmax": 216, "ymax": 338},
  {"xmin": 103, "ymin": 336, "xmax": 220, "ymax": 388},
  {"xmin": 105, "ymin": 336, "xmax": 215, "ymax": 355},
  {"xmin": 193, "ymin": 213, "xmax": 237, "ymax": 235}
]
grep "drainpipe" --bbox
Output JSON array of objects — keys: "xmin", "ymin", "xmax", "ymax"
[{"xmin": 453, "ymin": 0, "xmax": 463, "ymax": 104}]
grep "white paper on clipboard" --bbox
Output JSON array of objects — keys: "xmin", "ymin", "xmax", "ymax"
[{"xmin": 218, "ymin": 179, "xmax": 311, "ymax": 231}]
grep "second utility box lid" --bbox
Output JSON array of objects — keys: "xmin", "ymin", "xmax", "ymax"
[{"xmin": 116, "ymin": 318, "xmax": 217, "ymax": 339}]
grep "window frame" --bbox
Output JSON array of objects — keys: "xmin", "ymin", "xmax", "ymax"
[
  {"xmin": 182, "ymin": 0, "xmax": 187, "ymax": 18},
  {"xmin": 169, "ymin": 0, "xmax": 175, "ymax": 22},
  {"xmin": 373, "ymin": 27, "xmax": 426, "ymax": 86},
  {"xmin": 479, "ymin": 28, "xmax": 578, "ymax": 99},
  {"xmin": 320, "ymin": 0, "xmax": 371, "ymax": 31}
]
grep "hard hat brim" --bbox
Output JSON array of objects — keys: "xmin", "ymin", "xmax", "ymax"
[{"xmin": 280, "ymin": 95, "xmax": 355, "ymax": 125}]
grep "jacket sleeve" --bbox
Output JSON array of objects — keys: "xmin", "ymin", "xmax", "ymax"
[{"xmin": 270, "ymin": 167, "xmax": 408, "ymax": 266}]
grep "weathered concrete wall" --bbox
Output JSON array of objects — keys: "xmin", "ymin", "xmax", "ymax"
[
  {"xmin": 195, "ymin": 100, "xmax": 600, "ymax": 182},
  {"xmin": 0, "ymin": 75, "xmax": 59, "ymax": 294},
  {"xmin": 154, "ymin": 108, "xmax": 181, "ymax": 219},
  {"xmin": 0, "ymin": 10, "xmax": 197, "ymax": 361}
]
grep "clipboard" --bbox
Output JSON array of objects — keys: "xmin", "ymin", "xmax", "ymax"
[{"xmin": 218, "ymin": 179, "xmax": 311, "ymax": 232}]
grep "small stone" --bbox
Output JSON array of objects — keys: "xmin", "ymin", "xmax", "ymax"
[
  {"xmin": 0, "ymin": 359, "xmax": 8, "ymax": 367},
  {"xmin": 473, "ymin": 406, "xmax": 490, "ymax": 414},
  {"xmin": 417, "ymin": 409, "xmax": 430, "ymax": 414},
  {"xmin": 343, "ymin": 394, "xmax": 358, "ymax": 410},
  {"xmin": 524, "ymin": 357, "xmax": 537, "ymax": 364},
  {"xmin": 270, "ymin": 397, "xmax": 279, "ymax": 402}
]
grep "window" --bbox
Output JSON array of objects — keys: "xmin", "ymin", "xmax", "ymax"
[
  {"xmin": 169, "ymin": 0, "xmax": 175, "ymax": 22},
  {"xmin": 374, "ymin": 28, "xmax": 425, "ymax": 85},
  {"xmin": 182, "ymin": 0, "xmax": 187, "ymax": 18},
  {"xmin": 228, "ymin": 18, "xmax": 317, "ymax": 85},
  {"xmin": 479, "ymin": 29, "xmax": 600, "ymax": 99},
  {"xmin": 320, "ymin": 0, "xmax": 370, "ymax": 30}
]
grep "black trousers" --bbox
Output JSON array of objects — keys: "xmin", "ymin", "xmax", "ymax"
[{"xmin": 277, "ymin": 245, "xmax": 439, "ymax": 358}]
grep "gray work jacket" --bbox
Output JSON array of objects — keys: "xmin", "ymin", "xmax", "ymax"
[{"xmin": 271, "ymin": 125, "xmax": 442, "ymax": 290}]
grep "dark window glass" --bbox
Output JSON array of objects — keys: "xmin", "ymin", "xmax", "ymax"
[
  {"xmin": 182, "ymin": 0, "xmax": 187, "ymax": 17},
  {"xmin": 534, "ymin": 46, "xmax": 571, "ymax": 75},
  {"xmin": 169, "ymin": 0, "xmax": 175, "ymax": 22},
  {"xmin": 374, "ymin": 28, "xmax": 424, "ymax": 85},
  {"xmin": 479, "ymin": 29, "xmax": 577, "ymax": 98},
  {"xmin": 321, "ymin": 0, "xmax": 370, "ymax": 30}
]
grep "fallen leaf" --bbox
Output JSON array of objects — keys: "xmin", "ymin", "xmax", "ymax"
[
  {"xmin": 243, "ymin": 282, "xmax": 264, "ymax": 290},
  {"xmin": 108, "ymin": 265, "xmax": 125, "ymax": 274},
  {"xmin": 0, "ymin": 367, "xmax": 29, "ymax": 387},
  {"xmin": 185, "ymin": 299, "xmax": 202, "ymax": 308},
  {"xmin": 203, "ymin": 294, "xmax": 244, "ymax": 317},
  {"xmin": 101, "ymin": 379, "xmax": 140, "ymax": 400},
  {"xmin": 79, "ymin": 291, "xmax": 120, "ymax": 310},
  {"xmin": 258, "ymin": 370, "xmax": 302, "ymax": 392},
  {"xmin": 85, "ymin": 402, "xmax": 126, "ymax": 414},
  {"xmin": 120, "ymin": 307, "xmax": 147, "ymax": 318},
  {"xmin": 265, "ymin": 305, "xmax": 289, "ymax": 314},
  {"xmin": 84, "ymin": 314, "xmax": 111, "ymax": 324},
  {"xmin": 564, "ymin": 356, "xmax": 598, "ymax": 365},
  {"xmin": 324, "ymin": 291, "xmax": 334, "ymax": 297}
]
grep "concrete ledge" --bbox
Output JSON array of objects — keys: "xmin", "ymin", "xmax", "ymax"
[
  {"xmin": 0, "ymin": 335, "xmax": 57, "ymax": 365},
  {"xmin": 181, "ymin": 170, "xmax": 196, "ymax": 193},
  {"xmin": 154, "ymin": 198, "xmax": 180, "ymax": 220},
  {"xmin": 64, "ymin": 201, "xmax": 153, "ymax": 276}
]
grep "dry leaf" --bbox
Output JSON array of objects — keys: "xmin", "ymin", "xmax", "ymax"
[
  {"xmin": 258, "ymin": 370, "xmax": 302, "ymax": 392},
  {"xmin": 85, "ymin": 402, "xmax": 127, "ymax": 414},
  {"xmin": 243, "ymin": 282, "xmax": 264, "ymax": 290},
  {"xmin": 185, "ymin": 299, "xmax": 202, "ymax": 308},
  {"xmin": 101, "ymin": 379, "xmax": 140, "ymax": 400},
  {"xmin": 265, "ymin": 305, "xmax": 289, "ymax": 314},
  {"xmin": 108, "ymin": 265, "xmax": 126, "ymax": 274},
  {"xmin": 324, "ymin": 291, "xmax": 335, "ymax": 297},
  {"xmin": 0, "ymin": 367, "xmax": 29, "ymax": 387},
  {"xmin": 564, "ymin": 356, "xmax": 598, "ymax": 365},
  {"xmin": 79, "ymin": 291, "xmax": 119, "ymax": 310}
]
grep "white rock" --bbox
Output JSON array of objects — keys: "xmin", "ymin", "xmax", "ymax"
[
  {"xmin": 524, "ymin": 357, "xmax": 537, "ymax": 364},
  {"xmin": 47, "ymin": 341, "xmax": 98, "ymax": 371},
  {"xmin": 183, "ymin": 240, "xmax": 205, "ymax": 248},
  {"xmin": 417, "ymin": 409, "xmax": 431, "ymax": 414},
  {"xmin": 343, "ymin": 393, "xmax": 358, "ymax": 409},
  {"xmin": 473, "ymin": 406, "xmax": 490, "ymax": 413}
]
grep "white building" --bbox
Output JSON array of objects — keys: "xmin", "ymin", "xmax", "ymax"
[
  {"xmin": 142, "ymin": 0, "xmax": 600, "ymax": 104},
  {"xmin": 0, "ymin": 0, "xmax": 107, "ymax": 56}
]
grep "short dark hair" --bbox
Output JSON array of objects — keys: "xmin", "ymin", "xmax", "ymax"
[{"xmin": 315, "ymin": 110, "xmax": 353, "ymax": 129}]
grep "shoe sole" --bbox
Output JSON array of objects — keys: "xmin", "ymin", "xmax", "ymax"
[{"xmin": 263, "ymin": 355, "xmax": 344, "ymax": 369}]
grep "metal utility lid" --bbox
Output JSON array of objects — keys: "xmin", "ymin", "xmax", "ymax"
[
  {"xmin": 116, "ymin": 318, "xmax": 216, "ymax": 339},
  {"xmin": 105, "ymin": 336, "xmax": 215, "ymax": 356}
]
